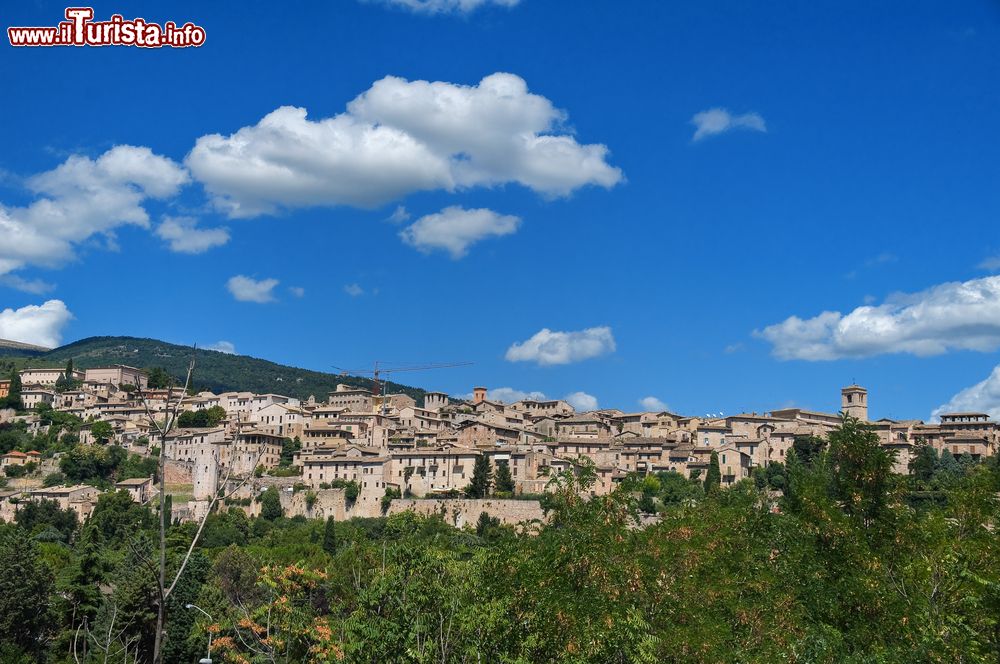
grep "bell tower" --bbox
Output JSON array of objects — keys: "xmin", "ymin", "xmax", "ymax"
[{"xmin": 841, "ymin": 385, "xmax": 868, "ymax": 421}]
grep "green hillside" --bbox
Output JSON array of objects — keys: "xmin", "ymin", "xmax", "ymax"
[
  {"xmin": 0, "ymin": 338, "xmax": 48, "ymax": 358},
  {"xmin": 0, "ymin": 336, "xmax": 427, "ymax": 403}
]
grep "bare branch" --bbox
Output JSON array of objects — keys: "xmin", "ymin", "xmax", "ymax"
[{"xmin": 165, "ymin": 414, "xmax": 265, "ymax": 600}]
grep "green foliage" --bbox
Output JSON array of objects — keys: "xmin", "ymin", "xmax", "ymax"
[
  {"xmin": 3, "ymin": 415, "xmax": 1000, "ymax": 662},
  {"xmin": 41, "ymin": 471, "xmax": 65, "ymax": 487},
  {"xmin": 657, "ymin": 470, "xmax": 704, "ymax": 505},
  {"xmin": 280, "ymin": 435, "xmax": 302, "ymax": 466},
  {"xmin": 704, "ymin": 450, "xmax": 721, "ymax": 493},
  {"xmin": 177, "ymin": 405, "xmax": 226, "ymax": 428},
  {"xmin": 475, "ymin": 511, "xmax": 501, "ymax": 539},
  {"xmin": 89, "ymin": 419, "xmax": 114, "ymax": 442},
  {"xmin": 910, "ymin": 444, "xmax": 938, "ymax": 482},
  {"xmin": 59, "ymin": 444, "xmax": 124, "ymax": 484},
  {"xmin": 145, "ymin": 365, "xmax": 174, "ymax": 389},
  {"xmin": 2, "ymin": 369, "xmax": 22, "ymax": 410},
  {"xmin": 15, "ymin": 499, "xmax": 78, "ymax": 542},
  {"xmin": 495, "ymin": 460, "xmax": 515, "ymax": 494},
  {"xmin": 467, "ymin": 454, "xmax": 493, "ymax": 498},
  {"xmin": 258, "ymin": 486, "xmax": 283, "ymax": 520},
  {"xmin": 0, "ymin": 528, "xmax": 54, "ymax": 657},
  {"xmin": 87, "ymin": 490, "xmax": 155, "ymax": 545},
  {"xmin": 4, "ymin": 461, "xmax": 36, "ymax": 478},
  {"xmin": 752, "ymin": 461, "xmax": 786, "ymax": 491},
  {"xmin": 827, "ymin": 415, "xmax": 899, "ymax": 529},
  {"xmin": 381, "ymin": 486, "xmax": 401, "ymax": 514},
  {"xmin": 328, "ymin": 478, "xmax": 360, "ymax": 501},
  {"xmin": 322, "ymin": 515, "xmax": 337, "ymax": 555},
  {"xmin": 793, "ymin": 434, "xmax": 827, "ymax": 465}
]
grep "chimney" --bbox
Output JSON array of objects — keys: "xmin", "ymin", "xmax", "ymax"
[{"xmin": 473, "ymin": 386, "xmax": 487, "ymax": 405}]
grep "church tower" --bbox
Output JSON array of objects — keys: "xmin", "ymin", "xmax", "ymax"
[{"xmin": 841, "ymin": 385, "xmax": 868, "ymax": 421}]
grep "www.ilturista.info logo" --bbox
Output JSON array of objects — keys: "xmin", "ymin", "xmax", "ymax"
[{"xmin": 8, "ymin": 7, "xmax": 206, "ymax": 48}]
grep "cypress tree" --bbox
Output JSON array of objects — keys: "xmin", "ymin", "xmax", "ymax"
[
  {"xmin": 495, "ymin": 461, "xmax": 515, "ymax": 494},
  {"xmin": 5, "ymin": 369, "xmax": 22, "ymax": 410},
  {"xmin": 259, "ymin": 486, "xmax": 283, "ymax": 520},
  {"xmin": 704, "ymin": 451, "xmax": 722, "ymax": 493},
  {"xmin": 468, "ymin": 455, "xmax": 493, "ymax": 498},
  {"xmin": 322, "ymin": 516, "xmax": 337, "ymax": 556}
]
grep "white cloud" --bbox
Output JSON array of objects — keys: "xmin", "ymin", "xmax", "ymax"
[
  {"xmin": 288, "ymin": 286, "xmax": 305, "ymax": 298},
  {"xmin": 639, "ymin": 396, "xmax": 668, "ymax": 412},
  {"xmin": 0, "ymin": 299, "xmax": 72, "ymax": 348},
  {"xmin": 505, "ymin": 326, "xmax": 616, "ymax": 366},
  {"xmin": 400, "ymin": 206, "xmax": 520, "ymax": 258},
  {"xmin": 186, "ymin": 73, "xmax": 621, "ymax": 217},
  {"xmin": 691, "ymin": 108, "xmax": 766, "ymax": 141},
  {"xmin": 205, "ymin": 340, "xmax": 236, "ymax": 354},
  {"xmin": 155, "ymin": 215, "xmax": 230, "ymax": 254},
  {"xmin": 932, "ymin": 364, "xmax": 1000, "ymax": 421},
  {"xmin": 388, "ymin": 205, "xmax": 411, "ymax": 224},
  {"xmin": 565, "ymin": 391, "xmax": 599, "ymax": 411},
  {"xmin": 0, "ymin": 274, "xmax": 54, "ymax": 295},
  {"xmin": 0, "ymin": 146, "xmax": 188, "ymax": 276},
  {"xmin": 344, "ymin": 283, "xmax": 365, "ymax": 297},
  {"xmin": 978, "ymin": 255, "xmax": 1000, "ymax": 272},
  {"xmin": 226, "ymin": 275, "xmax": 279, "ymax": 303},
  {"xmin": 377, "ymin": 0, "xmax": 519, "ymax": 14},
  {"xmin": 757, "ymin": 275, "xmax": 1000, "ymax": 360},
  {"xmin": 461, "ymin": 386, "xmax": 547, "ymax": 403}
]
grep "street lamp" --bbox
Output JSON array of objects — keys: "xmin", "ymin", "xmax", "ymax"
[{"xmin": 185, "ymin": 603, "xmax": 213, "ymax": 664}]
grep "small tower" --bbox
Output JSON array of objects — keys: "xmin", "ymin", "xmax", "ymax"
[
  {"xmin": 473, "ymin": 386, "xmax": 487, "ymax": 405},
  {"xmin": 841, "ymin": 385, "xmax": 868, "ymax": 421},
  {"xmin": 192, "ymin": 452, "xmax": 219, "ymax": 500},
  {"xmin": 425, "ymin": 391, "xmax": 448, "ymax": 412}
]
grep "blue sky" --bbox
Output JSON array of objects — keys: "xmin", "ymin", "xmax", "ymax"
[{"xmin": 2, "ymin": 0, "xmax": 1000, "ymax": 420}]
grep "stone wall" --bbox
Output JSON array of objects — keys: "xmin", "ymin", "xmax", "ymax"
[
  {"xmin": 164, "ymin": 459, "xmax": 193, "ymax": 484},
  {"xmin": 228, "ymin": 484, "xmax": 385, "ymax": 521},
  {"xmin": 387, "ymin": 498, "xmax": 546, "ymax": 529}
]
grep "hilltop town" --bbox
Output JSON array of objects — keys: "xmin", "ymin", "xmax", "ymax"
[{"xmin": 0, "ymin": 363, "xmax": 995, "ymax": 526}]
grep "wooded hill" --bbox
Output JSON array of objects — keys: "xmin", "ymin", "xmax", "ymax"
[{"xmin": 0, "ymin": 335, "xmax": 428, "ymax": 403}]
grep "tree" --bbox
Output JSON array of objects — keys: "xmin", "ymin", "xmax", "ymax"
[
  {"xmin": 322, "ymin": 515, "xmax": 337, "ymax": 555},
  {"xmin": 88, "ymin": 490, "xmax": 155, "ymax": 545},
  {"xmin": 937, "ymin": 449, "xmax": 962, "ymax": 481},
  {"xmin": 909, "ymin": 444, "xmax": 938, "ymax": 483},
  {"xmin": 381, "ymin": 486, "xmax": 401, "ymax": 514},
  {"xmin": 468, "ymin": 455, "xmax": 493, "ymax": 498},
  {"xmin": 3, "ymin": 369, "xmax": 22, "ymax": 410},
  {"xmin": 793, "ymin": 435, "xmax": 827, "ymax": 466},
  {"xmin": 15, "ymin": 499, "xmax": 78, "ymax": 542},
  {"xmin": 0, "ymin": 528, "xmax": 54, "ymax": 657},
  {"xmin": 42, "ymin": 471, "xmax": 65, "ymax": 487},
  {"xmin": 476, "ymin": 511, "xmax": 501, "ymax": 539},
  {"xmin": 259, "ymin": 486, "xmax": 283, "ymax": 520},
  {"xmin": 144, "ymin": 366, "xmax": 174, "ymax": 390},
  {"xmin": 657, "ymin": 470, "xmax": 703, "ymax": 505},
  {"xmin": 280, "ymin": 435, "xmax": 302, "ymax": 466},
  {"xmin": 55, "ymin": 524, "xmax": 107, "ymax": 650},
  {"xmin": 495, "ymin": 460, "xmax": 515, "ymax": 494},
  {"xmin": 704, "ymin": 451, "xmax": 721, "ymax": 493},
  {"xmin": 827, "ymin": 415, "xmax": 898, "ymax": 529},
  {"xmin": 90, "ymin": 420, "xmax": 114, "ymax": 443}
]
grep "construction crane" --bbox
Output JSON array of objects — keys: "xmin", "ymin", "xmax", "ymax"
[{"xmin": 332, "ymin": 360, "xmax": 473, "ymax": 414}]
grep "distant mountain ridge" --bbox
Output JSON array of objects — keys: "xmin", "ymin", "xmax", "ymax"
[
  {"xmin": 0, "ymin": 338, "xmax": 50, "ymax": 357},
  {"xmin": 3, "ymin": 335, "xmax": 427, "ymax": 403}
]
